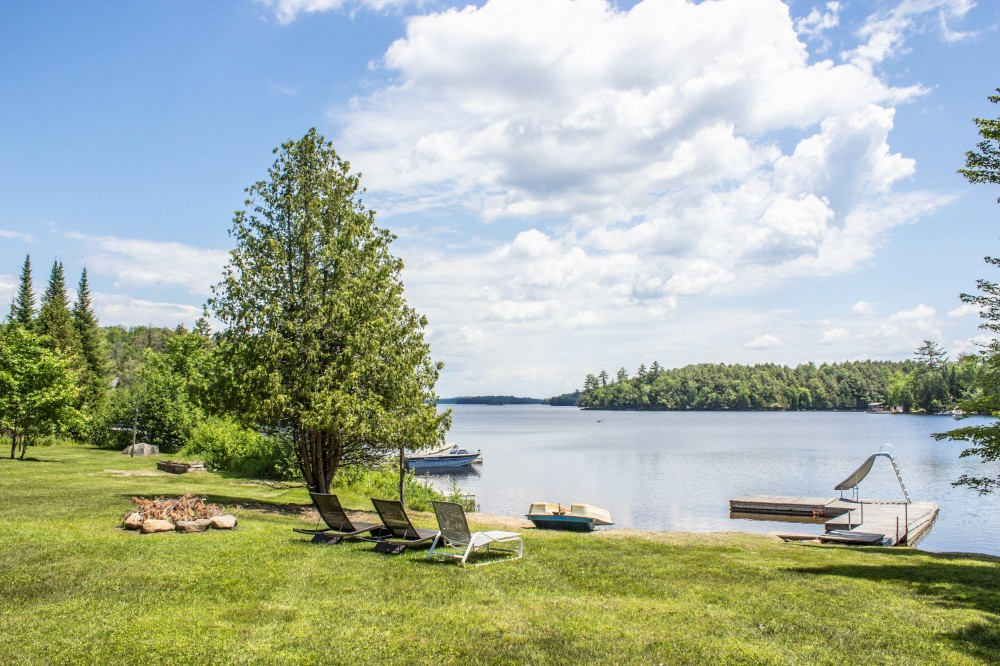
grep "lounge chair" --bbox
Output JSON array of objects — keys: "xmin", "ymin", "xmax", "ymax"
[
  {"xmin": 367, "ymin": 498, "xmax": 439, "ymax": 554},
  {"xmin": 428, "ymin": 501, "xmax": 524, "ymax": 567},
  {"xmin": 293, "ymin": 492, "xmax": 384, "ymax": 544}
]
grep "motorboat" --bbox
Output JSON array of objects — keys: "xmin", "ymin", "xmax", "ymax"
[
  {"xmin": 405, "ymin": 444, "xmax": 482, "ymax": 470},
  {"xmin": 526, "ymin": 502, "xmax": 614, "ymax": 532}
]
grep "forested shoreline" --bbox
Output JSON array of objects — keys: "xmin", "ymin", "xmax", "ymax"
[{"xmin": 574, "ymin": 348, "xmax": 977, "ymax": 412}]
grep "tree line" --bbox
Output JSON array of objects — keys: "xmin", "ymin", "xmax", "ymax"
[
  {"xmin": 1, "ymin": 129, "xmax": 448, "ymax": 502},
  {"xmin": 576, "ymin": 344, "xmax": 976, "ymax": 413}
]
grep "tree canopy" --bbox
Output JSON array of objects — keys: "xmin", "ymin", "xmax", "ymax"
[
  {"xmin": 958, "ymin": 87, "xmax": 1000, "ymax": 195},
  {"xmin": 0, "ymin": 326, "xmax": 80, "ymax": 458},
  {"xmin": 934, "ymin": 87, "xmax": 1000, "ymax": 494},
  {"xmin": 577, "ymin": 353, "xmax": 972, "ymax": 413},
  {"xmin": 210, "ymin": 128, "xmax": 448, "ymax": 493}
]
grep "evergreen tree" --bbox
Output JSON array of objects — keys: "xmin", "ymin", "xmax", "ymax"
[
  {"xmin": 36, "ymin": 260, "xmax": 79, "ymax": 355},
  {"xmin": 8, "ymin": 255, "xmax": 35, "ymax": 327},
  {"xmin": 210, "ymin": 128, "xmax": 448, "ymax": 493},
  {"xmin": 72, "ymin": 268, "xmax": 106, "ymax": 405},
  {"xmin": 914, "ymin": 340, "xmax": 948, "ymax": 369}
]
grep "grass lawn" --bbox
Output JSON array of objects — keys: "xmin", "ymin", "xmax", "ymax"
[{"xmin": 1, "ymin": 445, "xmax": 998, "ymax": 665}]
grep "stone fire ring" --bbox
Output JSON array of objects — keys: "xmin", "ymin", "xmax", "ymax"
[{"xmin": 123, "ymin": 513, "xmax": 238, "ymax": 533}]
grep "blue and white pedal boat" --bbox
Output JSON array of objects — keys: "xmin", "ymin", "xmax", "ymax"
[
  {"xmin": 526, "ymin": 502, "xmax": 614, "ymax": 532},
  {"xmin": 405, "ymin": 444, "xmax": 482, "ymax": 470}
]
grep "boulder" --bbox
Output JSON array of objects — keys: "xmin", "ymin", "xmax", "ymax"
[
  {"xmin": 121, "ymin": 443, "xmax": 159, "ymax": 456},
  {"xmin": 122, "ymin": 512, "xmax": 142, "ymax": 530},
  {"xmin": 209, "ymin": 514, "xmax": 237, "ymax": 529},
  {"xmin": 175, "ymin": 519, "xmax": 212, "ymax": 533},
  {"xmin": 140, "ymin": 519, "xmax": 174, "ymax": 534}
]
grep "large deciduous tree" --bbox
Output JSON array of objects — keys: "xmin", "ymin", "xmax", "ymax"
[
  {"xmin": 210, "ymin": 129, "xmax": 449, "ymax": 494},
  {"xmin": 934, "ymin": 88, "xmax": 1000, "ymax": 493},
  {"xmin": 0, "ymin": 326, "xmax": 80, "ymax": 459}
]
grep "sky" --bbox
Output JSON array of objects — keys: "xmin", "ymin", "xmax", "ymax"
[{"xmin": 1, "ymin": 0, "xmax": 998, "ymax": 397}]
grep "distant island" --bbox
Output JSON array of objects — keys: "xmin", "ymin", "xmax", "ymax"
[
  {"xmin": 543, "ymin": 391, "xmax": 581, "ymax": 406},
  {"xmin": 571, "ymin": 350, "xmax": 972, "ymax": 413},
  {"xmin": 439, "ymin": 395, "xmax": 544, "ymax": 405}
]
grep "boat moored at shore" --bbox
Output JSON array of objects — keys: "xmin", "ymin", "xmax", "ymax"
[
  {"xmin": 526, "ymin": 502, "xmax": 614, "ymax": 532},
  {"xmin": 405, "ymin": 444, "xmax": 482, "ymax": 470}
]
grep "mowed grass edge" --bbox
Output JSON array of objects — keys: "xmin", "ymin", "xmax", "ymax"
[{"xmin": 0, "ymin": 446, "xmax": 997, "ymax": 665}]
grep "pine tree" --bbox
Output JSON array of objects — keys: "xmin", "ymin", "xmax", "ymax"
[
  {"xmin": 72, "ymin": 268, "xmax": 107, "ymax": 405},
  {"xmin": 9, "ymin": 255, "xmax": 35, "ymax": 327},
  {"xmin": 36, "ymin": 260, "xmax": 80, "ymax": 355}
]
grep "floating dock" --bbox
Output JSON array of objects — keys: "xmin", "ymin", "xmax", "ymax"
[{"xmin": 730, "ymin": 495, "xmax": 938, "ymax": 546}]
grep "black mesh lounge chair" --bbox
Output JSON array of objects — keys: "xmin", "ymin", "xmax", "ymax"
[
  {"xmin": 367, "ymin": 498, "xmax": 439, "ymax": 554},
  {"xmin": 293, "ymin": 492, "xmax": 384, "ymax": 544},
  {"xmin": 428, "ymin": 501, "xmax": 523, "ymax": 567}
]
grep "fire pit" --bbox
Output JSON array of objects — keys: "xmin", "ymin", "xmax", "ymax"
[{"xmin": 122, "ymin": 494, "xmax": 237, "ymax": 534}]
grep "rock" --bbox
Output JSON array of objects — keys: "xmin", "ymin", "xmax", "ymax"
[
  {"xmin": 209, "ymin": 514, "xmax": 237, "ymax": 529},
  {"xmin": 122, "ymin": 512, "xmax": 142, "ymax": 530},
  {"xmin": 140, "ymin": 519, "xmax": 174, "ymax": 534},
  {"xmin": 121, "ymin": 443, "xmax": 159, "ymax": 456},
  {"xmin": 175, "ymin": 519, "xmax": 212, "ymax": 533}
]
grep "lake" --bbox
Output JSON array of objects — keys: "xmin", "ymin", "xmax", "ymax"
[{"xmin": 418, "ymin": 405, "xmax": 1000, "ymax": 557}]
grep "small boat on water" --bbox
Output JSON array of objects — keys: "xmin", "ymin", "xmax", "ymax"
[
  {"xmin": 405, "ymin": 444, "xmax": 482, "ymax": 470},
  {"xmin": 526, "ymin": 502, "xmax": 614, "ymax": 532}
]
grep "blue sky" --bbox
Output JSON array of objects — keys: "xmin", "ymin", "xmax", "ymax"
[{"xmin": 1, "ymin": 0, "xmax": 998, "ymax": 396}]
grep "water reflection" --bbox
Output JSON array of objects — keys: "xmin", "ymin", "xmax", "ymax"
[
  {"xmin": 430, "ymin": 405, "xmax": 1000, "ymax": 557},
  {"xmin": 413, "ymin": 465, "xmax": 481, "ymax": 480}
]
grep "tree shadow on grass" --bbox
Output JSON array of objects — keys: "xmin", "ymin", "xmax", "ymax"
[
  {"xmin": 788, "ymin": 548, "xmax": 1000, "ymax": 659},
  {"xmin": 2, "ymin": 457, "xmax": 64, "ymax": 463}
]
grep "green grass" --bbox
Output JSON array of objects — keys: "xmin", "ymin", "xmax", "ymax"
[{"xmin": 1, "ymin": 446, "xmax": 998, "ymax": 665}]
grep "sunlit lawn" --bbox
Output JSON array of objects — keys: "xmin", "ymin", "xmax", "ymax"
[{"xmin": 1, "ymin": 445, "xmax": 997, "ymax": 664}]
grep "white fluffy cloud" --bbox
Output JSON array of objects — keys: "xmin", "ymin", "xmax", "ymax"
[
  {"xmin": 890, "ymin": 303, "xmax": 936, "ymax": 321},
  {"xmin": 92, "ymin": 293, "xmax": 204, "ymax": 328},
  {"xmin": 322, "ymin": 0, "xmax": 967, "ymax": 392},
  {"xmin": 795, "ymin": 1, "xmax": 841, "ymax": 40},
  {"xmin": 852, "ymin": 300, "xmax": 874, "ymax": 315},
  {"xmin": 846, "ymin": 0, "xmax": 974, "ymax": 68},
  {"xmin": 65, "ymin": 232, "xmax": 227, "ymax": 296},
  {"xmin": 821, "ymin": 327, "xmax": 851, "ymax": 343},
  {"xmin": 338, "ymin": 0, "xmax": 945, "ymax": 310},
  {"xmin": 259, "ymin": 0, "xmax": 417, "ymax": 23},
  {"xmin": 948, "ymin": 303, "xmax": 980, "ymax": 318},
  {"xmin": 0, "ymin": 229, "xmax": 35, "ymax": 243},
  {"xmin": 745, "ymin": 334, "xmax": 782, "ymax": 349},
  {"xmin": 0, "ymin": 274, "xmax": 15, "ymax": 309}
]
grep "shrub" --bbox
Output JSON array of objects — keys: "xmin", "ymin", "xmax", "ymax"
[
  {"xmin": 180, "ymin": 417, "xmax": 296, "ymax": 480},
  {"xmin": 334, "ymin": 465, "xmax": 476, "ymax": 512}
]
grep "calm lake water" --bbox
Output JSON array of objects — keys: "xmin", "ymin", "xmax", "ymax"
[{"xmin": 418, "ymin": 405, "xmax": 1000, "ymax": 557}]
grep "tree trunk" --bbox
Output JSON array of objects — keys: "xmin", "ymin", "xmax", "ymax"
[
  {"xmin": 9, "ymin": 433, "xmax": 14, "ymax": 459},
  {"xmin": 130, "ymin": 397, "xmax": 139, "ymax": 458},
  {"xmin": 296, "ymin": 426, "xmax": 340, "ymax": 494},
  {"xmin": 398, "ymin": 444, "xmax": 406, "ymax": 506}
]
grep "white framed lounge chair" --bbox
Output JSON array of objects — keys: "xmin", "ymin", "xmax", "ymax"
[{"xmin": 428, "ymin": 501, "xmax": 523, "ymax": 567}]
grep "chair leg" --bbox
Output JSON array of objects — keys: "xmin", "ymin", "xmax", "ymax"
[
  {"xmin": 428, "ymin": 533, "xmax": 442, "ymax": 560},
  {"xmin": 460, "ymin": 541, "xmax": 475, "ymax": 567}
]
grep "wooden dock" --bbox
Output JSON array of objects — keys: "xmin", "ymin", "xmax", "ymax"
[{"xmin": 730, "ymin": 495, "xmax": 938, "ymax": 546}]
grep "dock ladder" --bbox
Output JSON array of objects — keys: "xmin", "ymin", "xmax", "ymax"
[{"xmin": 888, "ymin": 454, "xmax": 911, "ymax": 504}]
